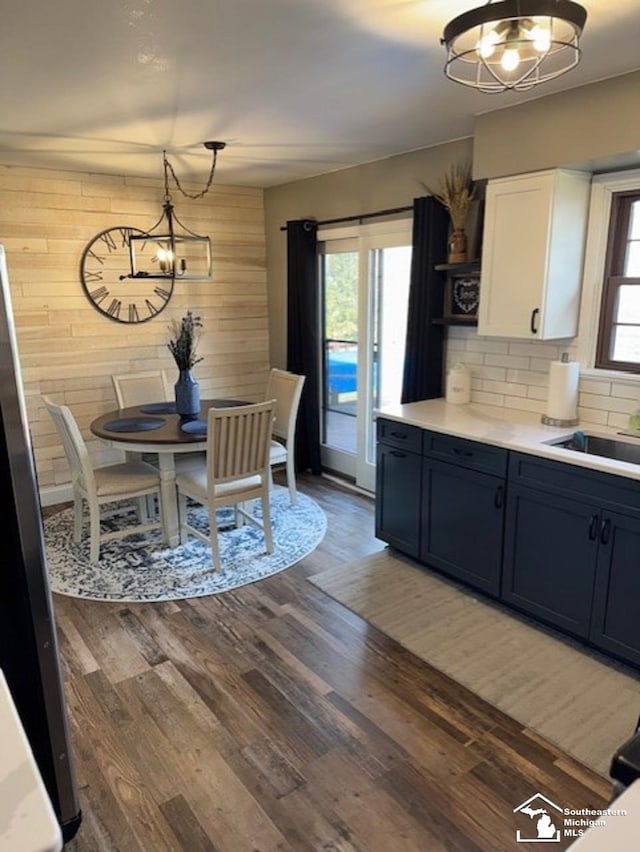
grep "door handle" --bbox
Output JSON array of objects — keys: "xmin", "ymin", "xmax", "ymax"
[
  {"xmin": 530, "ymin": 308, "xmax": 539, "ymax": 335},
  {"xmin": 494, "ymin": 485, "xmax": 504, "ymax": 509},
  {"xmin": 600, "ymin": 517, "xmax": 611, "ymax": 545},
  {"xmin": 389, "ymin": 431, "xmax": 407, "ymax": 440},
  {"xmin": 389, "ymin": 450, "xmax": 406, "ymax": 458},
  {"xmin": 588, "ymin": 514, "xmax": 599, "ymax": 540},
  {"xmin": 452, "ymin": 448, "xmax": 473, "ymax": 457}
]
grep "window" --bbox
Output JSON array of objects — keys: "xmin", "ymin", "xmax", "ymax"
[{"xmin": 596, "ymin": 191, "xmax": 640, "ymax": 371}]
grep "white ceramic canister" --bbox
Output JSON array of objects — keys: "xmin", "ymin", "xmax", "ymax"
[{"xmin": 446, "ymin": 363, "xmax": 471, "ymax": 405}]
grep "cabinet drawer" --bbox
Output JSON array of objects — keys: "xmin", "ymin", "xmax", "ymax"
[
  {"xmin": 376, "ymin": 418, "xmax": 423, "ymax": 453},
  {"xmin": 509, "ymin": 452, "xmax": 640, "ymax": 516},
  {"xmin": 424, "ymin": 432, "xmax": 507, "ymax": 476}
]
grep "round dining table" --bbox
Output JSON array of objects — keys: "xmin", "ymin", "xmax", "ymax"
[{"xmin": 90, "ymin": 398, "xmax": 248, "ymax": 547}]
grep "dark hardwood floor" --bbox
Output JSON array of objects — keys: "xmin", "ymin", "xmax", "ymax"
[{"xmin": 49, "ymin": 474, "xmax": 612, "ymax": 851}]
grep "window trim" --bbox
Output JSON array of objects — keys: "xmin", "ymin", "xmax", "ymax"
[
  {"xmin": 576, "ymin": 169, "xmax": 640, "ymax": 380},
  {"xmin": 594, "ymin": 191, "xmax": 640, "ymax": 372}
]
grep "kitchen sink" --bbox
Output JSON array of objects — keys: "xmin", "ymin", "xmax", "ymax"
[{"xmin": 549, "ymin": 432, "xmax": 640, "ymax": 465}]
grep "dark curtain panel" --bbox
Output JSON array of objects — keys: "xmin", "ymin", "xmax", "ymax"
[
  {"xmin": 401, "ymin": 196, "xmax": 450, "ymax": 403},
  {"xmin": 286, "ymin": 219, "xmax": 321, "ymax": 474}
]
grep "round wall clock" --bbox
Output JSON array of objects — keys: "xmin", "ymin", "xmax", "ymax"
[{"xmin": 80, "ymin": 226, "xmax": 174, "ymax": 324}]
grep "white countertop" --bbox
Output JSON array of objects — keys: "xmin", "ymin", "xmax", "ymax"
[
  {"xmin": 0, "ymin": 669, "xmax": 62, "ymax": 852},
  {"xmin": 375, "ymin": 398, "xmax": 640, "ymax": 483}
]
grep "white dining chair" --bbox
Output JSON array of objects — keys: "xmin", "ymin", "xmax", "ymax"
[
  {"xmin": 111, "ymin": 370, "xmax": 172, "ymax": 408},
  {"xmin": 111, "ymin": 369, "xmax": 177, "ymax": 515},
  {"xmin": 265, "ymin": 368, "xmax": 305, "ymax": 505},
  {"xmin": 175, "ymin": 400, "xmax": 275, "ymax": 571},
  {"xmin": 42, "ymin": 396, "xmax": 163, "ymax": 563}
]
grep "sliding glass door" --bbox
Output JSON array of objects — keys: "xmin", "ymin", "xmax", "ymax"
[{"xmin": 319, "ymin": 220, "xmax": 412, "ymax": 491}]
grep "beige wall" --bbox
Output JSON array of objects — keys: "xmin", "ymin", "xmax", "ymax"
[
  {"xmin": 473, "ymin": 70, "xmax": 640, "ymax": 180},
  {"xmin": 0, "ymin": 165, "xmax": 269, "ymax": 499},
  {"xmin": 264, "ymin": 137, "xmax": 474, "ymax": 369}
]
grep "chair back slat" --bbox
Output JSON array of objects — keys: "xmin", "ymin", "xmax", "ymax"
[
  {"xmin": 42, "ymin": 396, "xmax": 96, "ymax": 493},
  {"xmin": 207, "ymin": 401, "xmax": 274, "ymax": 483},
  {"xmin": 111, "ymin": 370, "xmax": 171, "ymax": 408},
  {"xmin": 265, "ymin": 368, "xmax": 305, "ymax": 442}
]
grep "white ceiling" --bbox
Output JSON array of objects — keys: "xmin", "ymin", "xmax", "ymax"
[{"xmin": 1, "ymin": 0, "xmax": 639, "ymax": 187}]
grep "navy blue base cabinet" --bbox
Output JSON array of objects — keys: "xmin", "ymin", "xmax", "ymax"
[
  {"xmin": 376, "ymin": 420, "xmax": 507, "ymax": 596},
  {"xmin": 375, "ymin": 421, "xmax": 640, "ymax": 669},
  {"xmin": 506, "ymin": 452, "xmax": 640, "ymax": 666},
  {"xmin": 502, "ymin": 485, "xmax": 598, "ymax": 638},
  {"xmin": 591, "ymin": 510, "xmax": 640, "ymax": 667},
  {"xmin": 375, "ymin": 421, "xmax": 422, "ymax": 558},
  {"xmin": 421, "ymin": 459, "xmax": 505, "ymax": 596}
]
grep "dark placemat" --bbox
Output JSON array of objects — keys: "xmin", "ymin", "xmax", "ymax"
[
  {"xmin": 139, "ymin": 402, "xmax": 177, "ymax": 415},
  {"xmin": 210, "ymin": 399, "xmax": 250, "ymax": 408},
  {"xmin": 103, "ymin": 416, "xmax": 166, "ymax": 433},
  {"xmin": 180, "ymin": 419, "xmax": 207, "ymax": 436}
]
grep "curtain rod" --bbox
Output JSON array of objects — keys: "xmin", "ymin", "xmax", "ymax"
[{"xmin": 279, "ymin": 204, "xmax": 413, "ymax": 231}]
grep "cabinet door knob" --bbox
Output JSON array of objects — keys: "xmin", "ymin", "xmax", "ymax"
[
  {"xmin": 494, "ymin": 485, "xmax": 504, "ymax": 509},
  {"xmin": 588, "ymin": 514, "xmax": 599, "ymax": 540},
  {"xmin": 530, "ymin": 308, "xmax": 539, "ymax": 335},
  {"xmin": 389, "ymin": 431, "xmax": 407, "ymax": 440},
  {"xmin": 600, "ymin": 517, "xmax": 611, "ymax": 545},
  {"xmin": 389, "ymin": 450, "xmax": 406, "ymax": 458}
]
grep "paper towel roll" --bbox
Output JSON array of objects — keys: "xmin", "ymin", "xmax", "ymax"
[{"xmin": 545, "ymin": 357, "xmax": 579, "ymax": 423}]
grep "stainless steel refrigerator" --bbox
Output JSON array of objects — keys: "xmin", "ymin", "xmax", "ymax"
[{"xmin": 0, "ymin": 245, "xmax": 82, "ymax": 842}]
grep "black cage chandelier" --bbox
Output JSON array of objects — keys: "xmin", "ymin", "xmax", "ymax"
[
  {"xmin": 127, "ymin": 141, "xmax": 226, "ymax": 281},
  {"xmin": 441, "ymin": 0, "xmax": 587, "ymax": 94}
]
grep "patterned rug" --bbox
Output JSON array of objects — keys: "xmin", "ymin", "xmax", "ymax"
[{"xmin": 44, "ymin": 486, "xmax": 326, "ymax": 603}]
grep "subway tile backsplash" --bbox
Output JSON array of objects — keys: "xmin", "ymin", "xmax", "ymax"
[{"xmin": 445, "ymin": 327, "xmax": 640, "ymax": 430}]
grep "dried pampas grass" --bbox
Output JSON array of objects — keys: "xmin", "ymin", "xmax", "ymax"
[{"xmin": 426, "ymin": 163, "xmax": 475, "ymax": 230}]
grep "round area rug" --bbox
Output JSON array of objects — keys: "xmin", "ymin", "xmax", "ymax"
[{"xmin": 44, "ymin": 485, "xmax": 326, "ymax": 603}]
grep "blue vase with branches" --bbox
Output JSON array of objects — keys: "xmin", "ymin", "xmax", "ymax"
[{"xmin": 168, "ymin": 311, "xmax": 203, "ymax": 420}]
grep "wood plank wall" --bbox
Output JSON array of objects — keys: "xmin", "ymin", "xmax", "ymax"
[{"xmin": 0, "ymin": 164, "xmax": 269, "ymax": 500}]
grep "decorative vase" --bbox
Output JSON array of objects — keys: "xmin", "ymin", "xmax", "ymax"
[
  {"xmin": 447, "ymin": 228, "xmax": 468, "ymax": 264},
  {"xmin": 174, "ymin": 369, "xmax": 200, "ymax": 420}
]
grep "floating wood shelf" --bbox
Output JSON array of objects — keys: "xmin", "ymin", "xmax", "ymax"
[
  {"xmin": 432, "ymin": 318, "xmax": 478, "ymax": 327},
  {"xmin": 434, "ymin": 260, "xmax": 481, "ymax": 273}
]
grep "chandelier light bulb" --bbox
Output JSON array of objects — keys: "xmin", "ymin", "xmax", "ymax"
[
  {"xmin": 501, "ymin": 47, "xmax": 520, "ymax": 71},
  {"xmin": 156, "ymin": 246, "xmax": 174, "ymax": 272},
  {"xmin": 477, "ymin": 28, "xmax": 499, "ymax": 58},
  {"xmin": 529, "ymin": 23, "xmax": 552, "ymax": 52}
]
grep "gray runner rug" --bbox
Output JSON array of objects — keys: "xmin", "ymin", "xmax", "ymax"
[{"xmin": 309, "ymin": 549, "xmax": 640, "ymax": 777}]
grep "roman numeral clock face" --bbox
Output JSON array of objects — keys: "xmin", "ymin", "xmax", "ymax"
[{"xmin": 80, "ymin": 227, "xmax": 174, "ymax": 323}]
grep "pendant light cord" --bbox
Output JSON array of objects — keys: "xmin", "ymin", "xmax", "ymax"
[{"xmin": 162, "ymin": 146, "xmax": 221, "ymax": 202}]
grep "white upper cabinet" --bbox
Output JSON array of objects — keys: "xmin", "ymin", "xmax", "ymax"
[{"xmin": 477, "ymin": 169, "xmax": 591, "ymax": 340}]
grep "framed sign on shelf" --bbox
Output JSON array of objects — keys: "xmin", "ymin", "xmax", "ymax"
[{"xmin": 444, "ymin": 270, "xmax": 480, "ymax": 323}]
